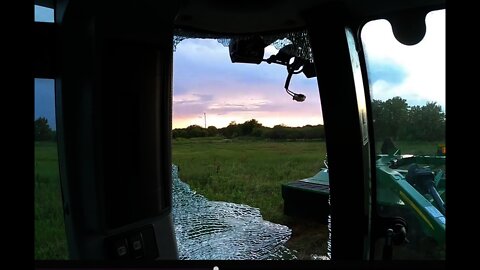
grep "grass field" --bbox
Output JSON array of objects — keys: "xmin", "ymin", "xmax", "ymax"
[
  {"xmin": 34, "ymin": 141, "xmax": 68, "ymax": 260},
  {"xmin": 172, "ymin": 137, "xmax": 327, "ymax": 223},
  {"xmin": 34, "ymin": 138, "xmax": 444, "ymax": 260},
  {"xmin": 377, "ymin": 140, "xmax": 445, "ymax": 156}
]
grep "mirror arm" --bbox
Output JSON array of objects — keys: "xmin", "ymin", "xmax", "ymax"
[{"xmin": 284, "ymin": 69, "xmax": 306, "ymax": 102}]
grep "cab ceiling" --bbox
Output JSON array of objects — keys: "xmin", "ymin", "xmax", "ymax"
[
  {"xmin": 174, "ymin": 0, "xmax": 444, "ymax": 34},
  {"xmin": 36, "ymin": 0, "xmax": 445, "ymax": 34}
]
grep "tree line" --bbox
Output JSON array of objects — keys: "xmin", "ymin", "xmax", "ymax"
[
  {"xmin": 34, "ymin": 116, "xmax": 324, "ymax": 141},
  {"xmin": 173, "ymin": 119, "xmax": 326, "ymax": 140},
  {"xmin": 174, "ymin": 97, "xmax": 445, "ymax": 141},
  {"xmin": 371, "ymin": 97, "xmax": 445, "ymax": 141},
  {"xmin": 35, "ymin": 96, "xmax": 445, "ymax": 142}
]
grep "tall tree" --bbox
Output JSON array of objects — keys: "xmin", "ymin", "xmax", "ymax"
[
  {"xmin": 185, "ymin": 125, "xmax": 207, "ymax": 138},
  {"xmin": 222, "ymin": 121, "xmax": 239, "ymax": 138},
  {"xmin": 382, "ymin": 97, "xmax": 409, "ymax": 140},
  {"xmin": 239, "ymin": 119, "xmax": 262, "ymax": 136},
  {"xmin": 411, "ymin": 102, "xmax": 445, "ymax": 140},
  {"xmin": 207, "ymin": 126, "xmax": 218, "ymax": 137},
  {"xmin": 371, "ymin": 99, "xmax": 387, "ymax": 140},
  {"xmin": 406, "ymin": 105, "xmax": 423, "ymax": 140},
  {"xmin": 34, "ymin": 117, "xmax": 53, "ymax": 141}
]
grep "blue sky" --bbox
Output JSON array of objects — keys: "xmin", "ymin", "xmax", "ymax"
[
  {"xmin": 34, "ymin": 5, "xmax": 54, "ymax": 23},
  {"xmin": 362, "ymin": 10, "xmax": 445, "ymax": 110},
  {"xmin": 34, "ymin": 78, "xmax": 56, "ymax": 130},
  {"xmin": 34, "ymin": 6, "xmax": 445, "ymax": 130}
]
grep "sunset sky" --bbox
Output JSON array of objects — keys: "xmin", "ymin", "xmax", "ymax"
[
  {"xmin": 35, "ymin": 6, "xmax": 444, "ymax": 130},
  {"xmin": 172, "ymin": 40, "xmax": 323, "ymax": 129}
]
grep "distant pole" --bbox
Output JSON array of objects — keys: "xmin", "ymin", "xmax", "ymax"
[{"xmin": 204, "ymin": 113, "xmax": 207, "ymax": 129}]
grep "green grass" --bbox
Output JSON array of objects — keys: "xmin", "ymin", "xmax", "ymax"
[
  {"xmin": 34, "ymin": 141, "xmax": 68, "ymax": 260},
  {"xmin": 172, "ymin": 137, "xmax": 327, "ymax": 224},
  {"xmin": 390, "ymin": 140, "xmax": 445, "ymax": 156}
]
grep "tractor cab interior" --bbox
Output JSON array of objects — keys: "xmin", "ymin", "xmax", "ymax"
[{"xmin": 33, "ymin": 0, "xmax": 446, "ymax": 262}]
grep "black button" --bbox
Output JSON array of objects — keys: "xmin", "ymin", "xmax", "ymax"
[
  {"xmin": 132, "ymin": 239, "xmax": 142, "ymax": 251},
  {"xmin": 113, "ymin": 238, "xmax": 129, "ymax": 258},
  {"xmin": 128, "ymin": 232, "xmax": 144, "ymax": 259}
]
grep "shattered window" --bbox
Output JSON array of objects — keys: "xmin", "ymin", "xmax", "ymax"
[
  {"xmin": 172, "ymin": 165, "xmax": 296, "ymax": 260},
  {"xmin": 173, "ymin": 28, "xmax": 314, "ymax": 62}
]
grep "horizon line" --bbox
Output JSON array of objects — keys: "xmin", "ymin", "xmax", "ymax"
[{"xmin": 172, "ymin": 121, "xmax": 324, "ymax": 130}]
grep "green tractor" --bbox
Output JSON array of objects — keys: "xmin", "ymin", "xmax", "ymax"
[{"xmin": 282, "ymin": 149, "xmax": 446, "ymax": 255}]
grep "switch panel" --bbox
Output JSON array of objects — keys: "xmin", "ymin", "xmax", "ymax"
[{"xmin": 105, "ymin": 225, "xmax": 158, "ymax": 260}]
